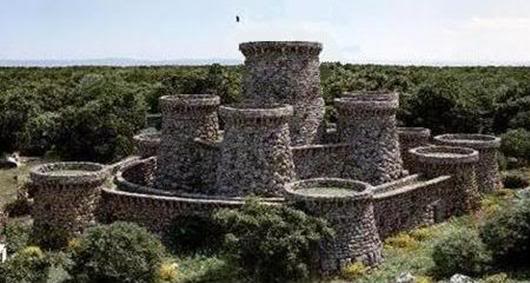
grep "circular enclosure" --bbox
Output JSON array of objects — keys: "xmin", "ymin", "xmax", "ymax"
[
  {"xmin": 30, "ymin": 162, "xmax": 110, "ymax": 185},
  {"xmin": 335, "ymin": 91, "xmax": 399, "ymax": 111},
  {"xmin": 397, "ymin": 127, "xmax": 431, "ymax": 137},
  {"xmin": 285, "ymin": 178, "xmax": 373, "ymax": 201},
  {"xmin": 409, "ymin": 146, "xmax": 479, "ymax": 165},
  {"xmin": 159, "ymin": 94, "xmax": 220, "ymax": 107},
  {"xmin": 433, "ymin": 133, "xmax": 501, "ymax": 149},
  {"xmin": 219, "ymin": 104, "xmax": 293, "ymax": 120},
  {"xmin": 133, "ymin": 132, "xmax": 161, "ymax": 157}
]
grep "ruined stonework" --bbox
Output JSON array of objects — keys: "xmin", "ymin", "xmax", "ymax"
[
  {"xmin": 335, "ymin": 92, "xmax": 404, "ymax": 185},
  {"xmin": 155, "ymin": 94, "xmax": 220, "ymax": 192},
  {"xmin": 434, "ymin": 133, "xmax": 502, "ymax": 193},
  {"xmin": 410, "ymin": 146, "xmax": 480, "ymax": 219},
  {"xmin": 216, "ymin": 104, "xmax": 296, "ymax": 197},
  {"xmin": 30, "ymin": 162, "xmax": 110, "ymax": 246},
  {"xmin": 133, "ymin": 132, "xmax": 160, "ymax": 158},
  {"xmin": 397, "ymin": 127, "xmax": 431, "ymax": 173},
  {"xmin": 239, "ymin": 41, "xmax": 325, "ymax": 145},
  {"xmin": 285, "ymin": 178, "xmax": 382, "ymax": 274}
]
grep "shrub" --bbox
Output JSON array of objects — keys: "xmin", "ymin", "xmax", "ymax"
[
  {"xmin": 479, "ymin": 200, "xmax": 530, "ymax": 264},
  {"xmin": 340, "ymin": 262, "xmax": 368, "ymax": 281},
  {"xmin": 67, "ymin": 222, "xmax": 167, "ymax": 283},
  {"xmin": 1, "ymin": 219, "xmax": 31, "ymax": 254},
  {"xmin": 482, "ymin": 273, "xmax": 509, "ymax": 283},
  {"xmin": 500, "ymin": 128, "xmax": 530, "ymax": 162},
  {"xmin": 31, "ymin": 223, "xmax": 72, "ymax": 250},
  {"xmin": 155, "ymin": 259, "xmax": 180, "ymax": 283},
  {"xmin": 165, "ymin": 214, "xmax": 224, "ymax": 254},
  {"xmin": 408, "ymin": 227, "xmax": 435, "ymax": 242},
  {"xmin": 0, "ymin": 246, "xmax": 51, "ymax": 283},
  {"xmin": 432, "ymin": 227, "xmax": 491, "ymax": 276},
  {"xmin": 502, "ymin": 170, "xmax": 530, "ymax": 189},
  {"xmin": 384, "ymin": 233, "xmax": 418, "ymax": 251},
  {"xmin": 213, "ymin": 199, "xmax": 333, "ymax": 283}
]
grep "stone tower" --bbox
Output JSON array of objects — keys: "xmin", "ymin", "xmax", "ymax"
[
  {"xmin": 239, "ymin": 41, "xmax": 325, "ymax": 145},
  {"xmin": 216, "ymin": 104, "xmax": 296, "ymax": 197},
  {"xmin": 155, "ymin": 94, "xmax": 220, "ymax": 191},
  {"xmin": 335, "ymin": 91, "xmax": 404, "ymax": 185}
]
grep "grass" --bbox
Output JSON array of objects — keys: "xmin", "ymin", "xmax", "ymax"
[{"xmin": 0, "ymin": 157, "xmax": 47, "ymax": 207}]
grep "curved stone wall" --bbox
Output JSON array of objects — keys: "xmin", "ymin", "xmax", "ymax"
[
  {"xmin": 30, "ymin": 162, "xmax": 110, "ymax": 245},
  {"xmin": 397, "ymin": 127, "xmax": 431, "ymax": 173},
  {"xmin": 155, "ymin": 94, "xmax": 220, "ymax": 192},
  {"xmin": 291, "ymin": 143, "xmax": 350, "ymax": 179},
  {"xmin": 216, "ymin": 104, "xmax": 296, "ymax": 197},
  {"xmin": 335, "ymin": 92, "xmax": 404, "ymax": 185},
  {"xmin": 285, "ymin": 178, "xmax": 382, "ymax": 274},
  {"xmin": 239, "ymin": 41, "xmax": 325, "ymax": 145},
  {"xmin": 410, "ymin": 146, "xmax": 480, "ymax": 219},
  {"xmin": 434, "ymin": 133, "xmax": 502, "ymax": 193},
  {"xmin": 133, "ymin": 132, "xmax": 161, "ymax": 158}
]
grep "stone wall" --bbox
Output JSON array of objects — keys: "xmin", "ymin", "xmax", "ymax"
[
  {"xmin": 410, "ymin": 146, "xmax": 480, "ymax": 219},
  {"xmin": 291, "ymin": 143, "xmax": 350, "ymax": 179},
  {"xmin": 335, "ymin": 92, "xmax": 404, "ymax": 185},
  {"xmin": 155, "ymin": 94, "xmax": 220, "ymax": 192},
  {"xmin": 285, "ymin": 178, "xmax": 382, "ymax": 274},
  {"xmin": 373, "ymin": 174, "xmax": 452, "ymax": 238},
  {"xmin": 434, "ymin": 133, "xmax": 502, "ymax": 193},
  {"xmin": 239, "ymin": 41, "xmax": 325, "ymax": 145},
  {"xmin": 216, "ymin": 104, "xmax": 296, "ymax": 197},
  {"xmin": 397, "ymin": 127, "xmax": 431, "ymax": 173},
  {"xmin": 30, "ymin": 162, "xmax": 110, "ymax": 247}
]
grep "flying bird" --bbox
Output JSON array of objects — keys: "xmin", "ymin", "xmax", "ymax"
[{"xmin": 236, "ymin": 15, "xmax": 240, "ymax": 23}]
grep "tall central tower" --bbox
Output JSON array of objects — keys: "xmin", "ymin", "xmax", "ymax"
[{"xmin": 239, "ymin": 41, "xmax": 325, "ymax": 145}]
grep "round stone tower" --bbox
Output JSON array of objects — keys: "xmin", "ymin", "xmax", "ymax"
[
  {"xmin": 335, "ymin": 92, "xmax": 404, "ymax": 185},
  {"xmin": 133, "ymin": 132, "xmax": 161, "ymax": 158},
  {"xmin": 216, "ymin": 104, "xmax": 296, "ymax": 197},
  {"xmin": 30, "ymin": 162, "xmax": 110, "ymax": 248},
  {"xmin": 434, "ymin": 133, "xmax": 502, "ymax": 193},
  {"xmin": 397, "ymin": 127, "xmax": 431, "ymax": 173},
  {"xmin": 409, "ymin": 146, "xmax": 480, "ymax": 219},
  {"xmin": 239, "ymin": 41, "xmax": 325, "ymax": 145},
  {"xmin": 155, "ymin": 94, "xmax": 220, "ymax": 191},
  {"xmin": 285, "ymin": 178, "xmax": 382, "ymax": 274}
]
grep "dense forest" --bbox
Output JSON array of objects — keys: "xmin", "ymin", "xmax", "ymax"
[{"xmin": 0, "ymin": 64, "xmax": 529, "ymax": 163}]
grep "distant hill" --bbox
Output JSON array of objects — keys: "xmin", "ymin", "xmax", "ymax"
[{"xmin": 0, "ymin": 58, "xmax": 242, "ymax": 67}]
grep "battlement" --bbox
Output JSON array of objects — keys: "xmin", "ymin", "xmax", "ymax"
[
  {"xmin": 335, "ymin": 91, "xmax": 399, "ymax": 114},
  {"xmin": 159, "ymin": 94, "xmax": 220, "ymax": 114},
  {"xmin": 239, "ymin": 41, "xmax": 322, "ymax": 56}
]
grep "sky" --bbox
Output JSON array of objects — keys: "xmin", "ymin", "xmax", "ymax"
[{"xmin": 1, "ymin": 0, "xmax": 530, "ymax": 65}]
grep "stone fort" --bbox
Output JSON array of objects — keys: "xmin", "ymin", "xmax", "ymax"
[{"xmin": 23, "ymin": 41, "xmax": 502, "ymax": 274}]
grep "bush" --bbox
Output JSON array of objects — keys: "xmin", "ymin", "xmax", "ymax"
[
  {"xmin": 502, "ymin": 170, "xmax": 530, "ymax": 189},
  {"xmin": 213, "ymin": 199, "xmax": 333, "ymax": 282},
  {"xmin": 384, "ymin": 233, "xmax": 418, "ymax": 251},
  {"xmin": 165, "ymin": 214, "xmax": 224, "ymax": 254},
  {"xmin": 500, "ymin": 128, "xmax": 530, "ymax": 162},
  {"xmin": 479, "ymin": 200, "xmax": 530, "ymax": 264},
  {"xmin": 31, "ymin": 223, "xmax": 72, "ymax": 250},
  {"xmin": 0, "ymin": 246, "xmax": 51, "ymax": 283},
  {"xmin": 67, "ymin": 222, "xmax": 167, "ymax": 283},
  {"xmin": 432, "ymin": 227, "xmax": 491, "ymax": 276},
  {"xmin": 340, "ymin": 262, "xmax": 368, "ymax": 281},
  {"xmin": 1, "ymin": 220, "xmax": 31, "ymax": 254}
]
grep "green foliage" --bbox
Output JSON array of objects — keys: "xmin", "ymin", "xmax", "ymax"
[
  {"xmin": 165, "ymin": 214, "xmax": 224, "ymax": 254},
  {"xmin": 432, "ymin": 227, "xmax": 491, "ymax": 277},
  {"xmin": 67, "ymin": 222, "xmax": 167, "ymax": 283},
  {"xmin": 502, "ymin": 170, "xmax": 530, "ymax": 189},
  {"xmin": 213, "ymin": 199, "xmax": 333, "ymax": 283},
  {"xmin": 500, "ymin": 128, "xmax": 530, "ymax": 161},
  {"xmin": 1, "ymin": 219, "xmax": 31, "ymax": 254},
  {"xmin": 0, "ymin": 246, "xmax": 52, "ymax": 283},
  {"xmin": 480, "ymin": 200, "xmax": 530, "ymax": 265}
]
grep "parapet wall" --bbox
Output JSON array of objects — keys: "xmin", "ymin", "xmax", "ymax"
[
  {"xmin": 373, "ymin": 174, "xmax": 452, "ymax": 238},
  {"xmin": 133, "ymin": 132, "xmax": 161, "ymax": 158},
  {"xmin": 155, "ymin": 94, "xmax": 220, "ymax": 192},
  {"xmin": 239, "ymin": 41, "xmax": 325, "ymax": 145},
  {"xmin": 434, "ymin": 133, "xmax": 501, "ymax": 193},
  {"xmin": 291, "ymin": 143, "xmax": 350, "ymax": 179},
  {"xmin": 216, "ymin": 104, "xmax": 296, "ymax": 197},
  {"xmin": 335, "ymin": 92, "xmax": 404, "ymax": 185}
]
